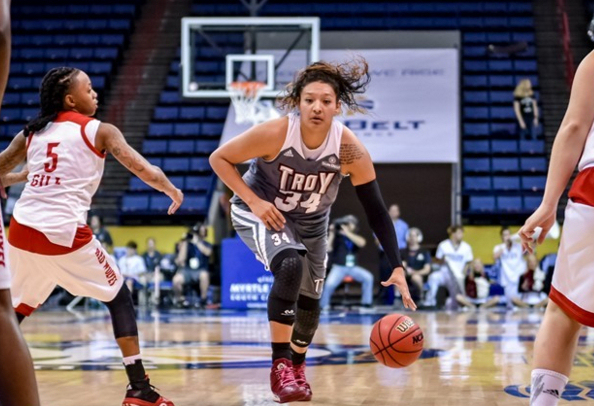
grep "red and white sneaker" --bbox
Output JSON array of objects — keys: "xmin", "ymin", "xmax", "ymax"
[
  {"xmin": 270, "ymin": 358, "xmax": 307, "ymax": 403},
  {"xmin": 293, "ymin": 362, "xmax": 312, "ymax": 402},
  {"xmin": 122, "ymin": 375, "xmax": 174, "ymax": 406}
]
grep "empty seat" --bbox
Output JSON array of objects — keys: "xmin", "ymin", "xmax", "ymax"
[
  {"xmin": 169, "ymin": 176, "xmax": 185, "ymax": 189},
  {"xmin": 521, "ymin": 176, "xmax": 546, "ymax": 191},
  {"xmin": 469, "ymin": 196, "xmax": 496, "ymax": 212},
  {"xmin": 490, "ymin": 91, "xmax": 513, "ymax": 103},
  {"xmin": 514, "ymin": 60, "xmax": 538, "ymax": 72},
  {"xmin": 492, "ymin": 158, "xmax": 519, "ymax": 172},
  {"xmin": 22, "ymin": 108, "xmax": 37, "ymax": 121},
  {"xmin": 490, "ymin": 123, "xmax": 516, "ymax": 135},
  {"xmin": 464, "ymin": 91, "xmax": 488, "ymax": 103},
  {"xmin": 463, "ymin": 140, "xmax": 490, "ymax": 154},
  {"xmin": 160, "ymin": 91, "xmax": 181, "ymax": 104},
  {"xmin": 464, "ymin": 177, "xmax": 491, "ymax": 191},
  {"xmin": 179, "ymin": 195, "xmax": 208, "ymax": 214},
  {"xmin": 1, "ymin": 108, "xmax": 21, "ymax": 122},
  {"xmin": 185, "ymin": 176, "xmax": 212, "ymax": 192},
  {"xmin": 129, "ymin": 177, "xmax": 151, "ymax": 192},
  {"xmin": 464, "ymin": 61, "xmax": 487, "ymax": 72},
  {"xmin": 179, "ymin": 107, "xmax": 205, "ymax": 120},
  {"xmin": 520, "ymin": 157, "xmax": 547, "ymax": 172},
  {"xmin": 154, "ymin": 107, "xmax": 179, "ymax": 121},
  {"xmin": 174, "ymin": 123, "xmax": 200, "ymax": 137},
  {"xmin": 463, "ymin": 75, "xmax": 488, "ymax": 87},
  {"xmin": 142, "ymin": 140, "xmax": 167, "ymax": 155},
  {"xmin": 488, "ymin": 60, "xmax": 513, "ymax": 71},
  {"xmin": 147, "ymin": 157, "xmax": 162, "ymax": 167},
  {"xmin": 497, "ymin": 196, "xmax": 522, "ymax": 212},
  {"xmin": 149, "ymin": 195, "xmax": 172, "ymax": 212},
  {"xmin": 489, "ymin": 75, "xmax": 514, "ymax": 87},
  {"xmin": 524, "ymin": 196, "xmax": 542, "ymax": 211},
  {"xmin": 190, "ymin": 158, "xmax": 211, "ymax": 172},
  {"xmin": 464, "ymin": 158, "xmax": 490, "ymax": 173},
  {"xmin": 490, "ymin": 107, "xmax": 516, "ymax": 120},
  {"xmin": 464, "ymin": 107, "xmax": 489, "ymax": 119},
  {"xmin": 195, "ymin": 140, "xmax": 219, "ymax": 154},
  {"xmin": 122, "ymin": 194, "xmax": 149, "ymax": 212},
  {"xmin": 201, "ymin": 123, "xmax": 224, "ymax": 137},
  {"xmin": 520, "ymin": 140, "xmax": 545, "ymax": 155},
  {"xmin": 206, "ymin": 106, "xmax": 228, "ymax": 120},
  {"xmin": 491, "ymin": 140, "xmax": 518, "ymax": 154},
  {"xmin": 148, "ymin": 123, "xmax": 173, "ymax": 137},
  {"xmin": 493, "ymin": 176, "xmax": 520, "ymax": 191},
  {"xmin": 163, "ymin": 158, "xmax": 190, "ymax": 172},
  {"xmin": 168, "ymin": 140, "xmax": 195, "ymax": 154},
  {"xmin": 464, "ymin": 32, "xmax": 487, "ymax": 43},
  {"xmin": 94, "ymin": 48, "xmax": 119, "ymax": 60},
  {"xmin": 464, "ymin": 123, "xmax": 489, "ymax": 137}
]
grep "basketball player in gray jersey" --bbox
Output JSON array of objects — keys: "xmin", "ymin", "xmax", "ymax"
[{"xmin": 210, "ymin": 57, "xmax": 416, "ymax": 404}]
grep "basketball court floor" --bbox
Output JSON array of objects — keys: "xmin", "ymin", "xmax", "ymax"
[{"xmin": 23, "ymin": 308, "xmax": 594, "ymax": 405}]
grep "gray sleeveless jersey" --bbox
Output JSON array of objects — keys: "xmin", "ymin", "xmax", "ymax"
[{"xmin": 231, "ymin": 113, "xmax": 344, "ymax": 222}]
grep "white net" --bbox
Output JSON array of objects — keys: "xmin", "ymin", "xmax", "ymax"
[{"xmin": 228, "ymin": 82, "xmax": 280, "ymax": 125}]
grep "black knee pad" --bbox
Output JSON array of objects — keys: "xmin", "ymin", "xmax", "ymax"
[
  {"xmin": 291, "ymin": 294, "xmax": 321, "ymax": 348},
  {"xmin": 103, "ymin": 285, "xmax": 138, "ymax": 339},
  {"xmin": 268, "ymin": 250, "xmax": 303, "ymax": 325}
]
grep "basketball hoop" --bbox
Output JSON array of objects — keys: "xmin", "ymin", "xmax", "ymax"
[{"xmin": 228, "ymin": 81, "xmax": 266, "ymax": 125}]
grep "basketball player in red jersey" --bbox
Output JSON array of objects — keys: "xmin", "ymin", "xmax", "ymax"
[
  {"xmin": 0, "ymin": 0, "xmax": 41, "ymax": 405},
  {"xmin": 0, "ymin": 66, "xmax": 183, "ymax": 406},
  {"xmin": 519, "ymin": 51, "xmax": 594, "ymax": 406}
]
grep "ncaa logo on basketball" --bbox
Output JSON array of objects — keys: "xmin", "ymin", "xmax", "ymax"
[{"xmin": 412, "ymin": 332, "xmax": 424, "ymax": 344}]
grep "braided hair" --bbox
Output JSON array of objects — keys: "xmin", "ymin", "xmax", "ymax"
[
  {"xmin": 277, "ymin": 56, "xmax": 371, "ymax": 114},
  {"xmin": 24, "ymin": 67, "xmax": 79, "ymax": 136}
]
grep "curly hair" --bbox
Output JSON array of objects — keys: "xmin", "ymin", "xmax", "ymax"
[
  {"xmin": 23, "ymin": 67, "xmax": 79, "ymax": 136},
  {"xmin": 277, "ymin": 56, "xmax": 371, "ymax": 114}
]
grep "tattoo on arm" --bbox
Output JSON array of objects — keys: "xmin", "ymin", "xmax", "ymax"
[
  {"xmin": 340, "ymin": 143, "xmax": 365, "ymax": 165},
  {"xmin": 109, "ymin": 139, "xmax": 145, "ymax": 172}
]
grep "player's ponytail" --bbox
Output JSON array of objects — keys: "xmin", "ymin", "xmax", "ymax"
[
  {"xmin": 24, "ymin": 67, "xmax": 79, "ymax": 136},
  {"xmin": 278, "ymin": 56, "xmax": 371, "ymax": 114}
]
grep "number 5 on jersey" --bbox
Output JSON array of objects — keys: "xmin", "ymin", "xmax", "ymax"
[
  {"xmin": 31, "ymin": 143, "xmax": 62, "ymax": 187},
  {"xmin": 44, "ymin": 142, "xmax": 60, "ymax": 172}
]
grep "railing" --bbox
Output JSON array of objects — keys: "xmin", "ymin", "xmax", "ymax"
[{"xmin": 557, "ymin": 0, "xmax": 576, "ymax": 88}]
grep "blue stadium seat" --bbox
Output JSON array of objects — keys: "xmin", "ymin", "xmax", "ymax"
[
  {"xmin": 160, "ymin": 91, "xmax": 181, "ymax": 104},
  {"xmin": 464, "ymin": 107, "xmax": 489, "ymax": 120},
  {"xmin": 22, "ymin": 108, "xmax": 37, "ymax": 121},
  {"xmin": 460, "ymin": 18, "xmax": 484, "ymax": 28},
  {"xmin": 463, "ymin": 33, "xmax": 487, "ymax": 43},
  {"xmin": 77, "ymin": 34, "xmax": 100, "ymax": 46},
  {"xmin": 195, "ymin": 140, "xmax": 219, "ymax": 154},
  {"xmin": 463, "ymin": 140, "xmax": 490, "ymax": 154},
  {"xmin": 484, "ymin": 3, "xmax": 508, "ymax": 12},
  {"xmin": 168, "ymin": 140, "xmax": 195, "ymax": 154},
  {"xmin": 94, "ymin": 48, "xmax": 119, "ymax": 60},
  {"xmin": 464, "ymin": 91, "xmax": 488, "ymax": 103},
  {"xmin": 490, "ymin": 107, "xmax": 516, "ymax": 120},
  {"xmin": 147, "ymin": 157, "xmax": 162, "ymax": 167},
  {"xmin": 463, "ymin": 47, "xmax": 487, "ymax": 57},
  {"xmin": 190, "ymin": 158, "xmax": 211, "ymax": 172},
  {"xmin": 493, "ymin": 176, "xmax": 520, "ymax": 191},
  {"xmin": 489, "ymin": 75, "xmax": 514, "ymax": 87},
  {"xmin": 521, "ymin": 176, "xmax": 546, "ymax": 192},
  {"xmin": 1, "ymin": 108, "xmax": 20, "ymax": 122},
  {"xmin": 23, "ymin": 63, "xmax": 45, "ymax": 75},
  {"xmin": 195, "ymin": 61, "xmax": 221, "ymax": 74},
  {"xmin": 149, "ymin": 195, "xmax": 172, "ymax": 212},
  {"xmin": 488, "ymin": 60, "xmax": 512, "ymax": 71},
  {"xmin": 509, "ymin": 17, "xmax": 534, "ymax": 27},
  {"xmin": 174, "ymin": 123, "xmax": 200, "ymax": 137},
  {"xmin": 163, "ymin": 158, "xmax": 190, "ymax": 172},
  {"xmin": 129, "ymin": 177, "xmax": 151, "ymax": 192},
  {"xmin": 154, "ymin": 107, "xmax": 179, "ymax": 121},
  {"xmin": 101, "ymin": 34, "xmax": 125, "ymax": 46},
  {"xmin": 492, "ymin": 158, "xmax": 519, "ymax": 172},
  {"xmin": 463, "ymin": 75, "xmax": 488, "ymax": 87},
  {"xmin": 509, "ymin": 3, "xmax": 533, "ymax": 12},
  {"xmin": 469, "ymin": 196, "xmax": 496, "ymax": 212},
  {"xmin": 520, "ymin": 157, "xmax": 547, "ymax": 172},
  {"xmin": 464, "ymin": 158, "xmax": 490, "ymax": 173},
  {"xmin": 524, "ymin": 196, "xmax": 542, "ymax": 211},
  {"xmin": 2, "ymin": 93, "xmax": 19, "ymax": 106},
  {"xmin": 513, "ymin": 32, "xmax": 535, "ymax": 43},
  {"xmin": 169, "ymin": 176, "xmax": 185, "ymax": 189},
  {"xmin": 148, "ymin": 123, "xmax": 173, "ymax": 137},
  {"xmin": 20, "ymin": 48, "xmax": 44, "ymax": 59},
  {"xmin": 464, "ymin": 61, "xmax": 487, "ymax": 72},
  {"xmin": 490, "ymin": 123, "xmax": 516, "ymax": 135},
  {"xmin": 464, "ymin": 123, "xmax": 489, "ymax": 137},
  {"xmin": 179, "ymin": 195, "xmax": 208, "ymax": 214},
  {"xmin": 490, "ymin": 91, "xmax": 513, "ymax": 103},
  {"xmin": 89, "ymin": 62, "xmax": 112, "ymax": 74},
  {"xmin": 484, "ymin": 17, "xmax": 508, "ymax": 28},
  {"xmin": 520, "ymin": 140, "xmax": 545, "ymax": 155},
  {"xmin": 109, "ymin": 20, "xmax": 132, "ymax": 31},
  {"xmin": 185, "ymin": 176, "xmax": 212, "ymax": 192},
  {"xmin": 497, "ymin": 196, "xmax": 522, "ymax": 212},
  {"xmin": 122, "ymin": 194, "xmax": 149, "ymax": 212},
  {"xmin": 179, "ymin": 107, "xmax": 205, "ymax": 120},
  {"xmin": 142, "ymin": 140, "xmax": 167, "ymax": 155},
  {"xmin": 166, "ymin": 75, "xmax": 179, "ymax": 89},
  {"xmin": 514, "ymin": 60, "xmax": 538, "ymax": 72},
  {"xmin": 45, "ymin": 48, "xmax": 69, "ymax": 60},
  {"xmin": 487, "ymin": 32, "xmax": 511, "ymax": 42},
  {"xmin": 464, "ymin": 177, "xmax": 491, "ymax": 191},
  {"xmin": 491, "ymin": 140, "xmax": 518, "ymax": 154},
  {"xmin": 201, "ymin": 123, "xmax": 224, "ymax": 137},
  {"xmin": 206, "ymin": 106, "xmax": 228, "ymax": 120}
]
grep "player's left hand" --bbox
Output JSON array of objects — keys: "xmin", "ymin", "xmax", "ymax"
[{"xmin": 381, "ymin": 267, "xmax": 417, "ymax": 311}]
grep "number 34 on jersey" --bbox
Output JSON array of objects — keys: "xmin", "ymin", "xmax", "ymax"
[{"xmin": 273, "ymin": 165, "xmax": 336, "ymax": 214}]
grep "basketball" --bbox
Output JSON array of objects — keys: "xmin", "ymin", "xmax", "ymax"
[{"xmin": 369, "ymin": 314, "xmax": 424, "ymax": 368}]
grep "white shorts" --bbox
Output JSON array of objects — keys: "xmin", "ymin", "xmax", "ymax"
[
  {"xmin": 550, "ymin": 200, "xmax": 594, "ymax": 326},
  {"xmin": 0, "ymin": 217, "xmax": 9, "ymax": 290},
  {"xmin": 9, "ymin": 238, "xmax": 123, "ymax": 316}
]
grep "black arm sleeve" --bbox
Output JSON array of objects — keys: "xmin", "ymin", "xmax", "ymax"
[{"xmin": 354, "ymin": 180, "xmax": 403, "ymax": 269}]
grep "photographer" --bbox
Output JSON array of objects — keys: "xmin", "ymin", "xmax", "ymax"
[
  {"xmin": 321, "ymin": 215, "xmax": 374, "ymax": 311},
  {"xmin": 172, "ymin": 223, "xmax": 212, "ymax": 308}
]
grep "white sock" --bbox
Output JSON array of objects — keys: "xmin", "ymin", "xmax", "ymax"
[
  {"xmin": 123, "ymin": 354, "xmax": 142, "ymax": 366},
  {"xmin": 530, "ymin": 369, "xmax": 568, "ymax": 406}
]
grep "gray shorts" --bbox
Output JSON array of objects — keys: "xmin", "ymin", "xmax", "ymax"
[{"xmin": 231, "ymin": 203, "xmax": 328, "ymax": 299}]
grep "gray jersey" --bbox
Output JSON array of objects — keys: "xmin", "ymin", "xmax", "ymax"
[{"xmin": 231, "ymin": 113, "xmax": 344, "ymax": 222}]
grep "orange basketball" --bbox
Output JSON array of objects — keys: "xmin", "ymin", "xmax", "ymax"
[{"xmin": 369, "ymin": 313, "xmax": 424, "ymax": 368}]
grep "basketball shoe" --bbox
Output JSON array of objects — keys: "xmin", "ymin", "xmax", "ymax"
[
  {"xmin": 270, "ymin": 358, "xmax": 307, "ymax": 403},
  {"xmin": 122, "ymin": 375, "xmax": 174, "ymax": 406},
  {"xmin": 293, "ymin": 361, "xmax": 313, "ymax": 401}
]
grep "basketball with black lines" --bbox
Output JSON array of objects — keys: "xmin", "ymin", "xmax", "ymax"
[{"xmin": 369, "ymin": 314, "xmax": 424, "ymax": 368}]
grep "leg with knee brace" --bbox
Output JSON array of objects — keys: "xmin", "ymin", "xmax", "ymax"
[
  {"xmin": 268, "ymin": 249, "xmax": 303, "ymax": 326},
  {"xmin": 291, "ymin": 294, "xmax": 321, "ymax": 348},
  {"xmin": 103, "ymin": 285, "xmax": 139, "ymax": 339}
]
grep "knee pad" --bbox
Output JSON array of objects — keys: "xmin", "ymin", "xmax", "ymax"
[
  {"xmin": 291, "ymin": 295, "xmax": 321, "ymax": 348},
  {"xmin": 267, "ymin": 250, "xmax": 303, "ymax": 325},
  {"xmin": 102, "ymin": 285, "xmax": 138, "ymax": 339}
]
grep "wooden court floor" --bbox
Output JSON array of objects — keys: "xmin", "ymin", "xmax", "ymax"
[{"xmin": 20, "ymin": 307, "xmax": 594, "ymax": 405}]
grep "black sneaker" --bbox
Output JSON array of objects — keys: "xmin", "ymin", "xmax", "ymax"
[{"xmin": 122, "ymin": 375, "xmax": 174, "ymax": 406}]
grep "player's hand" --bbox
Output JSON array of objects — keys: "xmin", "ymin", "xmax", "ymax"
[
  {"xmin": 518, "ymin": 203, "xmax": 557, "ymax": 253},
  {"xmin": 166, "ymin": 187, "xmax": 184, "ymax": 215},
  {"xmin": 250, "ymin": 198, "xmax": 286, "ymax": 231},
  {"xmin": 381, "ymin": 267, "xmax": 417, "ymax": 311}
]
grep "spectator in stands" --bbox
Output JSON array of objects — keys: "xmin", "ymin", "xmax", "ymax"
[
  {"xmin": 321, "ymin": 215, "xmax": 374, "ymax": 312},
  {"xmin": 513, "ymin": 78, "xmax": 540, "ymax": 139},
  {"xmin": 118, "ymin": 241, "xmax": 148, "ymax": 304},
  {"xmin": 494, "ymin": 226, "xmax": 526, "ymax": 309},
  {"xmin": 425, "ymin": 225, "xmax": 473, "ymax": 310},
  {"xmin": 90, "ymin": 214, "xmax": 113, "ymax": 252},
  {"xmin": 513, "ymin": 253, "xmax": 548, "ymax": 309},
  {"xmin": 142, "ymin": 237, "xmax": 163, "ymax": 304},
  {"xmin": 377, "ymin": 204, "xmax": 409, "ymax": 304},
  {"xmin": 456, "ymin": 259, "xmax": 500, "ymax": 309},
  {"xmin": 173, "ymin": 223, "xmax": 212, "ymax": 308},
  {"xmin": 401, "ymin": 227, "xmax": 432, "ymax": 302}
]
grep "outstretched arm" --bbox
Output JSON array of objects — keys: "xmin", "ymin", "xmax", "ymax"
[
  {"xmin": 340, "ymin": 128, "xmax": 416, "ymax": 310},
  {"xmin": 0, "ymin": 132, "xmax": 26, "ymax": 177},
  {"xmin": 96, "ymin": 123, "xmax": 183, "ymax": 215}
]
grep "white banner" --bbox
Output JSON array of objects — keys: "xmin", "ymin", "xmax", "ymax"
[{"xmin": 221, "ymin": 48, "xmax": 459, "ymax": 163}]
